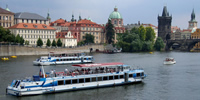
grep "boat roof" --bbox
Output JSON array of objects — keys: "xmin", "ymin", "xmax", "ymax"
[
  {"xmin": 72, "ymin": 62, "xmax": 124, "ymax": 68},
  {"xmin": 49, "ymin": 52, "xmax": 84, "ymax": 54},
  {"xmin": 166, "ymin": 57, "xmax": 174, "ymax": 59}
]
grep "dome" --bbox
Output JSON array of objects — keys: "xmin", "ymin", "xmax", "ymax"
[{"xmin": 109, "ymin": 7, "xmax": 122, "ymax": 19}]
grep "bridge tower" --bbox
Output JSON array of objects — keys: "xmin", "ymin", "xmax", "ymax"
[
  {"xmin": 188, "ymin": 9, "xmax": 197, "ymax": 30},
  {"xmin": 158, "ymin": 6, "xmax": 172, "ymax": 43}
]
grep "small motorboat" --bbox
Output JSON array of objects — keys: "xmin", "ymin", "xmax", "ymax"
[
  {"xmin": 164, "ymin": 57, "xmax": 176, "ymax": 65},
  {"xmin": 1, "ymin": 57, "xmax": 9, "ymax": 61},
  {"xmin": 11, "ymin": 56, "xmax": 17, "ymax": 58}
]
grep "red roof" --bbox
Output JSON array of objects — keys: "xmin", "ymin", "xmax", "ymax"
[
  {"xmin": 72, "ymin": 62, "xmax": 124, "ymax": 68},
  {"xmin": 9, "ymin": 23, "xmax": 56, "ymax": 30}
]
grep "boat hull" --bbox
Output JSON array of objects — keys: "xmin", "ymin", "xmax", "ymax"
[
  {"xmin": 7, "ymin": 78, "xmax": 143, "ymax": 96},
  {"xmin": 164, "ymin": 61, "xmax": 176, "ymax": 65}
]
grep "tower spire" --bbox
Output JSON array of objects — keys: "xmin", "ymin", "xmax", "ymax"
[{"xmin": 191, "ymin": 8, "xmax": 196, "ymax": 21}]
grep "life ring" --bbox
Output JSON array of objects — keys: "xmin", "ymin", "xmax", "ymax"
[{"xmin": 72, "ymin": 73, "xmax": 75, "ymax": 77}]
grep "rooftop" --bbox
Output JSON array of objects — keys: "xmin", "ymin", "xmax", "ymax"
[
  {"xmin": 14, "ymin": 12, "xmax": 47, "ymax": 20},
  {"xmin": 9, "ymin": 23, "xmax": 56, "ymax": 30}
]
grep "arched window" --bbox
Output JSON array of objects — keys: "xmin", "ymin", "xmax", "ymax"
[{"xmin": 114, "ymin": 20, "xmax": 117, "ymax": 25}]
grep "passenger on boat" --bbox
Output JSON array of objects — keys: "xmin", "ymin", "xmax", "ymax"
[
  {"xmin": 64, "ymin": 68, "xmax": 69, "ymax": 75},
  {"xmin": 50, "ymin": 69, "xmax": 54, "ymax": 77},
  {"xmin": 53, "ymin": 69, "xmax": 56, "ymax": 77}
]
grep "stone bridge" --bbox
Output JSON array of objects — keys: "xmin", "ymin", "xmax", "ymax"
[{"xmin": 166, "ymin": 39, "xmax": 200, "ymax": 51}]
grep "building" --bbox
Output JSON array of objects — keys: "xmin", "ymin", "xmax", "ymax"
[
  {"xmin": 191, "ymin": 29, "xmax": 200, "ymax": 49},
  {"xmin": 108, "ymin": 7, "xmax": 125, "ymax": 43},
  {"xmin": 158, "ymin": 6, "xmax": 172, "ymax": 43},
  {"xmin": 188, "ymin": 9, "xmax": 197, "ymax": 30},
  {"xmin": 56, "ymin": 31, "xmax": 77, "ymax": 47},
  {"xmin": 14, "ymin": 12, "xmax": 49, "ymax": 25},
  {"xmin": 9, "ymin": 23, "xmax": 56, "ymax": 46},
  {"xmin": 50, "ymin": 17, "xmax": 103, "ymax": 44},
  {"xmin": 124, "ymin": 22, "xmax": 158, "ymax": 40},
  {"xmin": 0, "ymin": 7, "xmax": 14, "ymax": 28}
]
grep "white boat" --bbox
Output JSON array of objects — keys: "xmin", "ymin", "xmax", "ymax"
[
  {"xmin": 164, "ymin": 57, "xmax": 176, "ymax": 65},
  {"xmin": 33, "ymin": 52, "xmax": 94, "ymax": 66},
  {"xmin": 6, "ymin": 62, "xmax": 146, "ymax": 96}
]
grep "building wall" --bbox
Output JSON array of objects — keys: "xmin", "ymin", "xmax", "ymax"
[
  {"xmin": 14, "ymin": 19, "xmax": 49, "ymax": 25},
  {"xmin": 191, "ymin": 29, "xmax": 200, "ymax": 49},
  {"xmin": 80, "ymin": 27, "xmax": 102, "ymax": 43},
  {"xmin": 9, "ymin": 28, "xmax": 56, "ymax": 46},
  {"xmin": 0, "ymin": 13, "xmax": 14, "ymax": 28}
]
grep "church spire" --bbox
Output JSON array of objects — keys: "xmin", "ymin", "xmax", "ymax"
[
  {"xmin": 5, "ymin": 4, "xmax": 10, "ymax": 11},
  {"xmin": 79, "ymin": 13, "xmax": 82, "ymax": 21},
  {"xmin": 191, "ymin": 8, "xmax": 196, "ymax": 22},
  {"xmin": 162, "ymin": 6, "xmax": 169, "ymax": 17},
  {"xmin": 46, "ymin": 9, "xmax": 51, "ymax": 23},
  {"xmin": 71, "ymin": 13, "xmax": 75, "ymax": 22}
]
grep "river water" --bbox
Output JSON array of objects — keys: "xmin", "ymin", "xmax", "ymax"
[{"xmin": 0, "ymin": 52, "xmax": 200, "ymax": 100}]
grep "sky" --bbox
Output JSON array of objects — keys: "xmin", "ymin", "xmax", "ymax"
[{"xmin": 1, "ymin": 0, "xmax": 200, "ymax": 29}]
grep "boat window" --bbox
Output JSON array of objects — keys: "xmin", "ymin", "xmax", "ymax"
[
  {"xmin": 97, "ymin": 77, "xmax": 102, "ymax": 81},
  {"xmin": 109, "ymin": 76, "xmax": 114, "ymax": 80},
  {"xmin": 65, "ymin": 80, "xmax": 71, "ymax": 84},
  {"xmin": 84, "ymin": 58, "xmax": 86, "ymax": 60},
  {"xmin": 79, "ymin": 79, "xmax": 84, "ymax": 83},
  {"xmin": 72, "ymin": 79, "xmax": 78, "ymax": 84},
  {"xmin": 88, "ymin": 58, "xmax": 91, "ymax": 60},
  {"xmin": 120, "ymin": 75, "xmax": 124, "ymax": 79},
  {"xmin": 58, "ymin": 80, "xmax": 64, "ymax": 85},
  {"xmin": 73, "ymin": 58, "xmax": 75, "ymax": 61},
  {"xmin": 137, "ymin": 73, "xmax": 140, "ymax": 77},
  {"xmin": 103, "ymin": 76, "xmax": 108, "ymax": 80},
  {"xmin": 114, "ymin": 75, "xmax": 118, "ymax": 79},
  {"xmin": 16, "ymin": 81, "xmax": 20, "ymax": 88},
  {"xmin": 129, "ymin": 74, "xmax": 133, "ymax": 78},
  {"xmin": 56, "ymin": 59, "xmax": 59, "ymax": 61},
  {"xmin": 141, "ymin": 72, "xmax": 144, "ymax": 76},
  {"xmin": 13, "ymin": 81, "xmax": 18, "ymax": 87},
  {"xmin": 91, "ymin": 77, "xmax": 96, "ymax": 82},
  {"xmin": 85, "ymin": 78, "xmax": 90, "ymax": 82}
]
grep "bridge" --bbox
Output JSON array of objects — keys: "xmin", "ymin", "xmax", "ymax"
[{"xmin": 166, "ymin": 39, "xmax": 200, "ymax": 51}]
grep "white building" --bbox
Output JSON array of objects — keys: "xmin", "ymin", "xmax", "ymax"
[
  {"xmin": 9, "ymin": 23, "xmax": 56, "ymax": 46},
  {"xmin": 56, "ymin": 31, "xmax": 77, "ymax": 47}
]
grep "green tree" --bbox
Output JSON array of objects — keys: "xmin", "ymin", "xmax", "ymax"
[
  {"xmin": 20, "ymin": 36, "xmax": 24, "ymax": 45},
  {"xmin": 131, "ymin": 39, "xmax": 143, "ymax": 52},
  {"xmin": 15, "ymin": 34, "xmax": 21, "ymax": 43},
  {"xmin": 84, "ymin": 34, "xmax": 94, "ymax": 44},
  {"xmin": 146, "ymin": 27, "xmax": 156, "ymax": 42},
  {"xmin": 142, "ymin": 41, "xmax": 153, "ymax": 51},
  {"xmin": 46, "ymin": 39, "xmax": 51, "ymax": 47},
  {"xmin": 25, "ymin": 40, "xmax": 29, "ymax": 45},
  {"xmin": 154, "ymin": 37, "xmax": 165, "ymax": 51},
  {"xmin": 57, "ymin": 38, "xmax": 62, "ymax": 47},
  {"xmin": 77, "ymin": 41, "xmax": 85, "ymax": 46},
  {"xmin": 52, "ymin": 39, "xmax": 56, "ymax": 47},
  {"xmin": 106, "ymin": 19, "xmax": 115, "ymax": 44},
  {"xmin": 130, "ymin": 27, "xmax": 139, "ymax": 34},
  {"xmin": 37, "ymin": 37, "xmax": 43, "ymax": 46},
  {"xmin": 138, "ymin": 25, "xmax": 146, "ymax": 41}
]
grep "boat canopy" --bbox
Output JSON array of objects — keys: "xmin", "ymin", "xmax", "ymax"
[{"xmin": 72, "ymin": 62, "xmax": 124, "ymax": 68}]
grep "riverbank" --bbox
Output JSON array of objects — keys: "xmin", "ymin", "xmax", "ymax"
[{"xmin": 0, "ymin": 44, "xmax": 104, "ymax": 56}]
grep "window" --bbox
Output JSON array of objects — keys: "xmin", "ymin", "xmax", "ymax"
[
  {"xmin": 72, "ymin": 79, "xmax": 78, "ymax": 84},
  {"xmin": 3, "ymin": 16, "xmax": 5, "ymax": 20},
  {"xmin": 114, "ymin": 20, "xmax": 117, "ymax": 24},
  {"xmin": 129, "ymin": 74, "xmax": 133, "ymax": 78},
  {"xmin": 0, "ymin": 16, "xmax": 1, "ymax": 20},
  {"xmin": 27, "ymin": 19, "xmax": 28, "ymax": 23},
  {"xmin": 79, "ymin": 79, "xmax": 84, "ymax": 83},
  {"xmin": 120, "ymin": 75, "xmax": 123, "ymax": 79},
  {"xmin": 103, "ymin": 76, "xmax": 108, "ymax": 80},
  {"xmin": 65, "ymin": 80, "xmax": 71, "ymax": 84},
  {"xmin": 91, "ymin": 77, "xmax": 96, "ymax": 82},
  {"xmin": 22, "ymin": 19, "xmax": 24, "ymax": 23},
  {"xmin": 114, "ymin": 75, "xmax": 118, "ymax": 79},
  {"xmin": 98, "ymin": 77, "xmax": 102, "ymax": 81},
  {"xmin": 85, "ymin": 78, "xmax": 90, "ymax": 82},
  {"xmin": 109, "ymin": 76, "xmax": 114, "ymax": 80},
  {"xmin": 58, "ymin": 80, "xmax": 64, "ymax": 85}
]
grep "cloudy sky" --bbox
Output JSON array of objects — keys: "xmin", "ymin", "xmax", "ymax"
[{"xmin": 1, "ymin": 0, "xmax": 200, "ymax": 29}]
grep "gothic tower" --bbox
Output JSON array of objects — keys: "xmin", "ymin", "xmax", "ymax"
[
  {"xmin": 188, "ymin": 9, "xmax": 197, "ymax": 30},
  {"xmin": 158, "ymin": 6, "xmax": 172, "ymax": 43}
]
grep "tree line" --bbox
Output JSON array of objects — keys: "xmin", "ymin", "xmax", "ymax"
[{"xmin": 116, "ymin": 25, "xmax": 164, "ymax": 52}]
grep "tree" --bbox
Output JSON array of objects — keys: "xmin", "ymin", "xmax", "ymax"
[
  {"xmin": 106, "ymin": 19, "xmax": 115, "ymax": 44},
  {"xmin": 46, "ymin": 39, "xmax": 51, "ymax": 47},
  {"xmin": 84, "ymin": 34, "xmax": 94, "ymax": 44},
  {"xmin": 15, "ymin": 34, "xmax": 21, "ymax": 43},
  {"xmin": 77, "ymin": 41, "xmax": 85, "ymax": 46},
  {"xmin": 138, "ymin": 25, "xmax": 146, "ymax": 41},
  {"xmin": 146, "ymin": 27, "xmax": 156, "ymax": 42},
  {"xmin": 131, "ymin": 39, "xmax": 143, "ymax": 52},
  {"xmin": 154, "ymin": 37, "xmax": 165, "ymax": 51},
  {"xmin": 130, "ymin": 27, "xmax": 139, "ymax": 34},
  {"xmin": 25, "ymin": 40, "xmax": 29, "ymax": 45},
  {"xmin": 37, "ymin": 37, "xmax": 43, "ymax": 46},
  {"xmin": 57, "ymin": 38, "xmax": 62, "ymax": 47},
  {"xmin": 52, "ymin": 39, "xmax": 56, "ymax": 47},
  {"xmin": 142, "ymin": 41, "xmax": 154, "ymax": 51},
  {"xmin": 20, "ymin": 36, "xmax": 24, "ymax": 45}
]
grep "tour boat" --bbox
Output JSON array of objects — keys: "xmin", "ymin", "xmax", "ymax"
[
  {"xmin": 6, "ymin": 62, "xmax": 146, "ymax": 96},
  {"xmin": 163, "ymin": 57, "xmax": 176, "ymax": 65},
  {"xmin": 33, "ymin": 52, "xmax": 94, "ymax": 66}
]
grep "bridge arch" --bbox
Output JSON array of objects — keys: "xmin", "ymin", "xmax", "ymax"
[{"xmin": 166, "ymin": 41, "xmax": 182, "ymax": 50}]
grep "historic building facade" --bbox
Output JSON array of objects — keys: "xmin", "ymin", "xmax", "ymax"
[
  {"xmin": 108, "ymin": 7, "xmax": 125, "ymax": 43},
  {"xmin": 0, "ymin": 7, "xmax": 14, "ymax": 28},
  {"xmin": 188, "ymin": 9, "xmax": 197, "ymax": 30},
  {"xmin": 56, "ymin": 31, "xmax": 77, "ymax": 47},
  {"xmin": 9, "ymin": 23, "xmax": 56, "ymax": 46},
  {"xmin": 158, "ymin": 6, "xmax": 172, "ymax": 43},
  {"xmin": 14, "ymin": 12, "xmax": 50, "ymax": 25}
]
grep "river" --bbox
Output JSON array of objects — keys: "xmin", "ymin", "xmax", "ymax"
[{"xmin": 0, "ymin": 51, "xmax": 200, "ymax": 100}]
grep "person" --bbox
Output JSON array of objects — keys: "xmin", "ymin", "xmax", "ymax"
[
  {"xmin": 50, "ymin": 69, "xmax": 54, "ymax": 77},
  {"xmin": 53, "ymin": 69, "xmax": 56, "ymax": 77},
  {"xmin": 65, "ymin": 68, "xmax": 68, "ymax": 75}
]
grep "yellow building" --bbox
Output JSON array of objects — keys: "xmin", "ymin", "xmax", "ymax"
[{"xmin": 191, "ymin": 29, "xmax": 200, "ymax": 50}]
